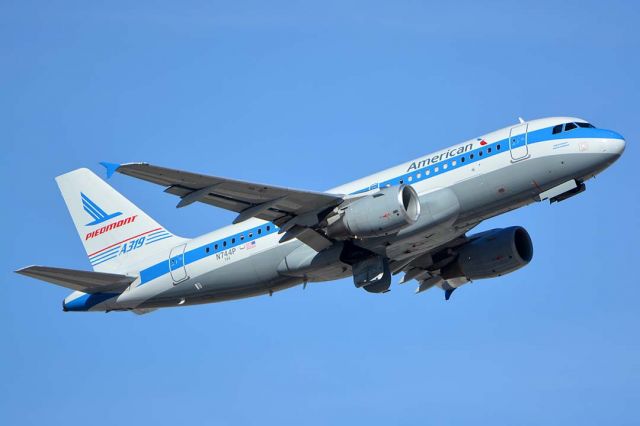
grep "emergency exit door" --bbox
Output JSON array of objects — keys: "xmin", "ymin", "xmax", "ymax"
[{"xmin": 169, "ymin": 243, "xmax": 188, "ymax": 284}]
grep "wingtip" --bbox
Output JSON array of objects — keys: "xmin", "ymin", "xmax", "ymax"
[
  {"xmin": 14, "ymin": 266, "xmax": 36, "ymax": 276},
  {"xmin": 99, "ymin": 162, "xmax": 121, "ymax": 179}
]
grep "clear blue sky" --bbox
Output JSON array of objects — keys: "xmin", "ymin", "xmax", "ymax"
[{"xmin": 2, "ymin": 1, "xmax": 639, "ymax": 425}]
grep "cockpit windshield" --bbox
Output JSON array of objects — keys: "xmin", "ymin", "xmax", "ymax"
[{"xmin": 552, "ymin": 122, "xmax": 596, "ymax": 134}]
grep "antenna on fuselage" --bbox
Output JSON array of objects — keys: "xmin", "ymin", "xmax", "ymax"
[{"xmin": 518, "ymin": 117, "xmax": 525, "ymax": 124}]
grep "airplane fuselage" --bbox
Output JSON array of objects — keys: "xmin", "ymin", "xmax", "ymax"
[{"xmin": 62, "ymin": 117, "xmax": 625, "ymax": 311}]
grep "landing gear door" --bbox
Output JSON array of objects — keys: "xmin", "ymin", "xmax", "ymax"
[
  {"xmin": 509, "ymin": 123, "xmax": 529, "ymax": 161},
  {"xmin": 169, "ymin": 243, "xmax": 188, "ymax": 284}
]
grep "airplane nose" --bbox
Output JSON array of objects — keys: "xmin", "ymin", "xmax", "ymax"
[
  {"xmin": 609, "ymin": 137, "xmax": 626, "ymax": 156},
  {"xmin": 606, "ymin": 130, "xmax": 625, "ymax": 156},
  {"xmin": 597, "ymin": 129, "xmax": 625, "ymax": 157}
]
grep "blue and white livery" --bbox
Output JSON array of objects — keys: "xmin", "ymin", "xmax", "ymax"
[{"xmin": 16, "ymin": 117, "xmax": 626, "ymax": 313}]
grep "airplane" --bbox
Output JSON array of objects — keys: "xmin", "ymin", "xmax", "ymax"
[{"xmin": 16, "ymin": 117, "xmax": 625, "ymax": 314}]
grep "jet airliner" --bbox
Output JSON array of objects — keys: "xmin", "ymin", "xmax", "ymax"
[{"xmin": 16, "ymin": 117, "xmax": 625, "ymax": 313}]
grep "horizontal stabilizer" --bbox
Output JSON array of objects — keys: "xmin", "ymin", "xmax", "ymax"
[{"xmin": 16, "ymin": 266, "xmax": 136, "ymax": 294}]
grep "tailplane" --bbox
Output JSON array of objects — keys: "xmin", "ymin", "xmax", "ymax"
[{"xmin": 56, "ymin": 168, "xmax": 184, "ymax": 274}]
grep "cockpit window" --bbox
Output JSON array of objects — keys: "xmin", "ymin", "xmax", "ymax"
[{"xmin": 552, "ymin": 121, "xmax": 596, "ymax": 135}]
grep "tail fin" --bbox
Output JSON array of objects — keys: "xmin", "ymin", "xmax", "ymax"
[{"xmin": 56, "ymin": 168, "xmax": 183, "ymax": 274}]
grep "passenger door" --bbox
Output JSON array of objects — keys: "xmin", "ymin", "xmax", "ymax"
[
  {"xmin": 169, "ymin": 243, "xmax": 188, "ymax": 284},
  {"xmin": 509, "ymin": 123, "xmax": 529, "ymax": 161}
]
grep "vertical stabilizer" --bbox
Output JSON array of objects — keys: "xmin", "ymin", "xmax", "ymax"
[{"xmin": 55, "ymin": 168, "xmax": 184, "ymax": 274}]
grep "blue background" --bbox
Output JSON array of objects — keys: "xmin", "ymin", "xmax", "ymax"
[{"xmin": 2, "ymin": 1, "xmax": 638, "ymax": 424}]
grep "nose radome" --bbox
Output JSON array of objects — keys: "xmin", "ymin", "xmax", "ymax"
[
  {"xmin": 610, "ymin": 137, "xmax": 626, "ymax": 156},
  {"xmin": 598, "ymin": 129, "xmax": 625, "ymax": 156},
  {"xmin": 606, "ymin": 130, "xmax": 625, "ymax": 156}
]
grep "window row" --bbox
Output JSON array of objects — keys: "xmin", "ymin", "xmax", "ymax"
[
  {"xmin": 388, "ymin": 144, "xmax": 503, "ymax": 186},
  {"xmin": 204, "ymin": 225, "xmax": 272, "ymax": 253}
]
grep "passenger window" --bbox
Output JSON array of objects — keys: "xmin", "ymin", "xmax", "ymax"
[
  {"xmin": 206, "ymin": 247, "xmax": 210, "ymax": 253},
  {"xmin": 223, "ymin": 241, "xmax": 227, "ymax": 247},
  {"xmin": 266, "ymin": 225, "xmax": 271, "ymax": 231},
  {"xmin": 470, "ymin": 154, "xmax": 474, "ymax": 159},
  {"xmin": 552, "ymin": 124, "xmax": 563, "ymax": 134},
  {"xmin": 215, "ymin": 244, "xmax": 218, "ymax": 250},
  {"xmin": 487, "ymin": 147, "xmax": 492, "ymax": 153},
  {"xmin": 461, "ymin": 157, "xmax": 465, "ymax": 163},
  {"xmin": 479, "ymin": 151, "xmax": 483, "ymax": 156},
  {"xmin": 258, "ymin": 229, "xmax": 262, "ymax": 235},
  {"xmin": 231, "ymin": 238, "xmax": 235, "ymax": 244},
  {"xmin": 565, "ymin": 123, "xmax": 577, "ymax": 131},
  {"xmin": 497, "ymin": 144, "xmax": 501, "ymax": 150},
  {"xmin": 240, "ymin": 235, "xmax": 244, "ymax": 241}
]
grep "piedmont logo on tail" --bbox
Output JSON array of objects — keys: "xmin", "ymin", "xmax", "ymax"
[
  {"xmin": 15, "ymin": 117, "xmax": 626, "ymax": 314},
  {"xmin": 85, "ymin": 215, "xmax": 138, "ymax": 241},
  {"xmin": 81, "ymin": 193, "xmax": 138, "ymax": 241},
  {"xmin": 82, "ymin": 192, "xmax": 121, "ymax": 225}
]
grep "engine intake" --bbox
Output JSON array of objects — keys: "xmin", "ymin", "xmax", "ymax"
[
  {"xmin": 441, "ymin": 226, "xmax": 533, "ymax": 280},
  {"xmin": 326, "ymin": 185, "xmax": 420, "ymax": 239}
]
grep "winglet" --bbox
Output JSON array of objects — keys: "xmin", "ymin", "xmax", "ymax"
[{"xmin": 99, "ymin": 162, "xmax": 121, "ymax": 179}]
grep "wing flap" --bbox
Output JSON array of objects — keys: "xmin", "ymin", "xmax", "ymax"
[{"xmin": 16, "ymin": 266, "xmax": 136, "ymax": 293}]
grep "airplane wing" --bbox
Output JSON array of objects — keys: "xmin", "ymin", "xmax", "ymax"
[
  {"xmin": 16, "ymin": 266, "xmax": 135, "ymax": 294},
  {"xmin": 108, "ymin": 162, "xmax": 343, "ymax": 224},
  {"xmin": 105, "ymin": 162, "xmax": 346, "ymax": 250}
]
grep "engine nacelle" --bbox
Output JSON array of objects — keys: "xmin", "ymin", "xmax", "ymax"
[
  {"xmin": 441, "ymin": 226, "xmax": 533, "ymax": 280},
  {"xmin": 326, "ymin": 185, "xmax": 421, "ymax": 239}
]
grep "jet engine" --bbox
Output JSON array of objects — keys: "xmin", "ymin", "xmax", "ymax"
[
  {"xmin": 441, "ymin": 226, "xmax": 533, "ymax": 280},
  {"xmin": 326, "ymin": 185, "xmax": 421, "ymax": 239}
]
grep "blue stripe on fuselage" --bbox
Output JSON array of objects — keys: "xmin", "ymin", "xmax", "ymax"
[{"xmin": 138, "ymin": 223, "xmax": 279, "ymax": 286}]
